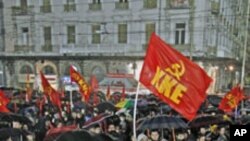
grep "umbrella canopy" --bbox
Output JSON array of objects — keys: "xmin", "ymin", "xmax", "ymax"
[
  {"xmin": 83, "ymin": 113, "xmax": 111, "ymax": 129},
  {"xmin": 137, "ymin": 115, "xmax": 188, "ymax": 130},
  {"xmin": 44, "ymin": 125, "xmax": 78, "ymax": 141},
  {"xmin": 207, "ymin": 95, "xmax": 222, "ymax": 107},
  {"xmin": 96, "ymin": 102, "xmax": 116, "ymax": 113},
  {"xmin": 0, "ymin": 128, "xmax": 30, "ymax": 140},
  {"xmin": 0, "ymin": 112, "xmax": 32, "ymax": 125},
  {"xmin": 55, "ymin": 129, "xmax": 97, "ymax": 141},
  {"xmin": 188, "ymin": 115, "xmax": 232, "ymax": 128}
]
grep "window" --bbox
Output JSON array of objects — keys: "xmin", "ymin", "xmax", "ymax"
[
  {"xmin": 115, "ymin": 0, "xmax": 129, "ymax": 9},
  {"xmin": 21, "ymin": 27, "xmax": 29, "ymax": 45},
  {"xmin": 64, "ymin": 0, "xmax": 76, "ymax": 12},
  {"xmin": 145, "ymin": 23, "xmax": 155, "ymax": 43},
  {"xmin": 143, "ymin": 0, "xmax": 157, "ymax": 9},
  {"xmin": 89, "ymin": 0, "xmax": 102, "ymax": 11},
  {"xmin": 20, "ymin": 0, "xmax": 27, "ymax": 9},
  {"xmin": 175, "ymin": 23, "xmax": 185, "ymax": 44},
  {"xmin": 43, "ymin": 65, "xmax": 55, "ymax": 75},
  {"xmin": 20, "ymin": 65, "xmax": 33, "ymax": 74},
  {"xmin": 92, "ymin": 24, "xmax": 101, "ymax": 44},
  {"xmin": 67, "ymin": 25, "xmax": 75, "ymax": 44},
  {"xmin": 41, "ymin": 0, "xmax": 51, "ymax": 13},
  {"xmin": 44, "ymin": 26, "xmax": 51, "ymax": 45},
  {"xmin": 118, "ymin": 24, "xmax": 127, "ymax": 43}
]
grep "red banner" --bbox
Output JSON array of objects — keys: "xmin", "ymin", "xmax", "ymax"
[
  {"xmin": 70, "ymin": 66, "xmax": 90, "ymax": 102},
  {"xmin": 219, "ymin": 85, "xmax": 245, "ymax": 113},
  {"xmin": 40, "ymin": 71, "xmax": 61, "ymax": 108},
  {"xmin": 139, "ymin": 33, "xmax": 212, "ymax": 120},
  {"xmin": 0, "ymin": 90, "xmax": 10, "ymax": 113}
]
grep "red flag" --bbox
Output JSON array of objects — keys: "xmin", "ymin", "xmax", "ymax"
[
  {"xmin": 40, "ymin": 71, "xmax": 62, "ymax": 109},
  {"xmin": 90, "ymin": 75, "xmax": 99, "ymax": 92},
  {"xmin": 121, "ymin": 85, "xmax": 126, "ymax": 101},
  {"xmin": 70, "ymin": 66, "xmax": 90, "ymax": 102},
  {"xmin": 219, "ymin": 85, "xmax": 245, "ymax": 113},
  {"xmin": 106, "ymin": 85, "xmax": 111, "ymax": 101},
  {"xmin": 0, "ymin": 90, "xmax": 10, "ymax": 113},
  {"xmin": 139, "ymin": 33, "xmax": 212, "ymax": 120}
]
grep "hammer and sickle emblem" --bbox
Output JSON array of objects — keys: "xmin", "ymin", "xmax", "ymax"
[{"xmin": 165, "ymin": 60, "xmax": 185, "ymax": 80}]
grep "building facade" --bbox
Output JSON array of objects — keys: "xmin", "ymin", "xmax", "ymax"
[{"xmin": 0, "ymin": 0, "xmax": 246, "ymax": 93}]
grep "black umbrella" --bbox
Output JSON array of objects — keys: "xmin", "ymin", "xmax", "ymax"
[
  {"xmin": 96, "ymin": 102, "xmax": 116, "ymax": 113},
  {"xmin": 0, "ymin": 128, "xmax": 30, "ymax": 140},
  {"xmin": 93, "ymin": 133, "xmax": 115, "ymax": 141},
  {"xmin": 55, "ymin": 129, "xmax": 97, "ymax": 141},
  {"xmin": 0, "ymin": 112, "xmax": 32, "ymax": 125},
  {"xmin": 137, "ymin": 115, "xmax": 188, "ymax": 130},
  {"xmin": 188, "ymin": 115, "xmax": 232, "ymax": 128},
  {"xmin": 207, "ymin": 95, "xmax": 222, "ymax": 107}
]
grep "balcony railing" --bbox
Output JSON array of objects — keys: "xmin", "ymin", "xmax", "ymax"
[
  {"xmin": 14, "ymin": 45, "xmax": 34, "ymax": 52},
  {"xmin": 40, "ymin": 5, "xmax": 52, "ymax": 13},
  {"xmin": 60, "ymin": 44, "xmax": 143, "ymax": 55},
  {"xmin": 115, "ymin": 2, "xmax": 129, "ymax": 10},
  {"xmin": 89, "ymin": 3, "xmax": 102, "ymax": 11},
  {"xmin": 11, "ymin": 6, "xmax": 34, "ymax": 16},
  {"xmin": 64, "ymin": 4, "xmax": 76, "ymax": 12}
]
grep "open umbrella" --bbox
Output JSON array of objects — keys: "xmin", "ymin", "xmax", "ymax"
[
  {"xmin": 96, "ymin": 102, "xmax": 116, "ymax": 113},
  {"xmin": 0, "ymin": 128, "xmax": 31, "ymax": 140},
  {"xmin": 207, "ymin": 95, "xmax": 222, "ymax": 107},
  {"xmin": 137, "ymin": 115, "xmax": 188, "ymax": 130},
  {"xmin": 0, "ymin": 112, "xmax": 32, "ymax": 125},
  {"xmin": 188, "ymin": 114, "xmax": 232, "ymax": 128},
  {"xmin": 83, "ymin": 113, "xmax": 111, "ymax": 129},
  {"xmin": 115, "ymin": 99, "xmax": 134, "ymax": 109},
  {"xmin": 55, "ymin": 129, "xmax": 97, "ymax": 141},
  {"xmin": 44, "ymin": 125, "xmax": 78, "ymax": 141}
]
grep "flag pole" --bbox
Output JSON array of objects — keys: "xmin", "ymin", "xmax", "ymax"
[
  {"xmin": 240, "ymin": 0, "xmax": 250, "ymax": 112},
  {"xmin": 133, "ymin": 82, "xmax": 141, "ymax": 139}
]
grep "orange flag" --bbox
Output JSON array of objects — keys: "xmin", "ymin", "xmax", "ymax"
[
  {"xmin": 219, "ymin": 85, "xmax": 245, "ymax": 113},
  {"xmin": 139, "ymin": 33, "xmax": 212, "ymax": 120},
  {"xmin": 40, "ymin": 71, "xmax": 61, "ymax": 109},
  {"xmin": 0, "ymin": 90, "xmax": 10, "ymax": 113},
  {"xmin": 70, "ymin": 66, "xmax": 90, "ymax": 102},
  {"xmin": 25, "ymin": 70, "xmax": 33, "ymax": 102}
]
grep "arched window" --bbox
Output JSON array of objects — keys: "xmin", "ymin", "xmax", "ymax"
[
  {"xmin": 92, "ymin": 66, "xmax": 105, "ymax": 82},
  {"xmin": 43, "ymin": 65, "xmax": 55, "ymax": 75},
  {"xmin": 20, "ymin": 65, "xmax": 33, "ymax": 74}
]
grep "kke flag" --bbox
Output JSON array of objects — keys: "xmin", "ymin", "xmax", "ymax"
[
  {"xmin": 140, "ymin": 33, "xmax": 212, "ymax": 120},
  {"xmin": 219, "ymin": 85, "xmax": 245, "ymax": 113},
  {"xmin": 0, "ymin": 90, "xmax": 10, "ymax": 113},
  {"xmin": 40, "ymin": 71, "xmax": 61, "ymax": 108},
  {"xmin": 70, "ymin": 66, "xmax": 90, "ymax": 102}
]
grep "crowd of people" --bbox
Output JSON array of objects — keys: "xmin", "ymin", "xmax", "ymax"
[{"xmin": 0, "ymin": 89, "xmax": 248, "ymax": 141}]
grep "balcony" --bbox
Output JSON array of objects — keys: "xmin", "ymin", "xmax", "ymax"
[
  {"xmin": 173, "ymin": 44, "xmax": 191, "ymax": 53},
  {"xmin": 14, "ymin": 45, "xmax": 34, "ymax": 52},
  {"xmin": 211, "ymin": 1, "xmax": 220, "ymax": 15},
  {"xmin": 60, "ymin": 44, "xmax": 143, "ymax": 55},
  {"xmin": 40, "ymin": 5, "xmax": 52, "ymax": 13},
  {"xmin": 11, "ymin": 6, "xmax": 34, "ymax": 16},
  {"xmin": 89, "ymin": 3, "xmax": 102, "ymax": 11},
  {"xmin": 115, "ymin": 2, "xmax": 129, "ymax": 10},
  {"xmin": 64, "ymin": 4, "xmax": 76, "ymax": 12}
]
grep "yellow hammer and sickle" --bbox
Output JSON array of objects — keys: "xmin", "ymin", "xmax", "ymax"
[
  {"xmin": 165, "ymin": 60, "xmax": 185, "ymax": 80},
  {"xmin": 0, "ymin": 101, "xmax": 2, "ymax": 106}
]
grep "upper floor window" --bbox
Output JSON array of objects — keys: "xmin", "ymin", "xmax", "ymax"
[
  {"xmin": 40, "ymin": 0, "xmax": 51, "ymax": 13},
  {"xmin": 67, "ymin": 25, "xmax": 76, "ymax": 44},
  {"xmin": 145, "ymin": 23, "xmax": 155, "ymax": 43},
  {"xmin": 20, "ymin": 0, "xmax": 28, "ymax": 9},
  {"xmin": 115, "ymin": 0, "xmax": 129, "ymax": 10},
  {"xmin": 143, "ymin": 0, "xmax": 157, "ymax": 9},
  {"xmin": 118, "ymin": 24, "xmax": 127, "ymax": 43},
  {"xmin": 92, "ymin": 24, "xmax": 101, "ymax": 44},
  {"xmin": 64, "ymin": 0, "xmax": 76, "ymax": 12},
  {"xmin": 21, "ymin": 27, "xmax": 29, "ymax": 45},
  {"xmin": 43, "ymin": 65, "xmax": 55, "ymax": 75},
  {"xmin": 170, "ymin": 0, "xmax": 189, "ymax": 8},
  {"xmin": 175, "ymin": 23, "xmax": 185, "ymax": 45},
  {"xmin": 44, "ymin": 26, "xmax": 51, "ymax": 45},
  {"xmin": 20, "ymin": 65, "xmax": 33, "ymax": 74},
  {"xmin": 89, "ymin": 0, "xmax": 102, "ymax": 11}
]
